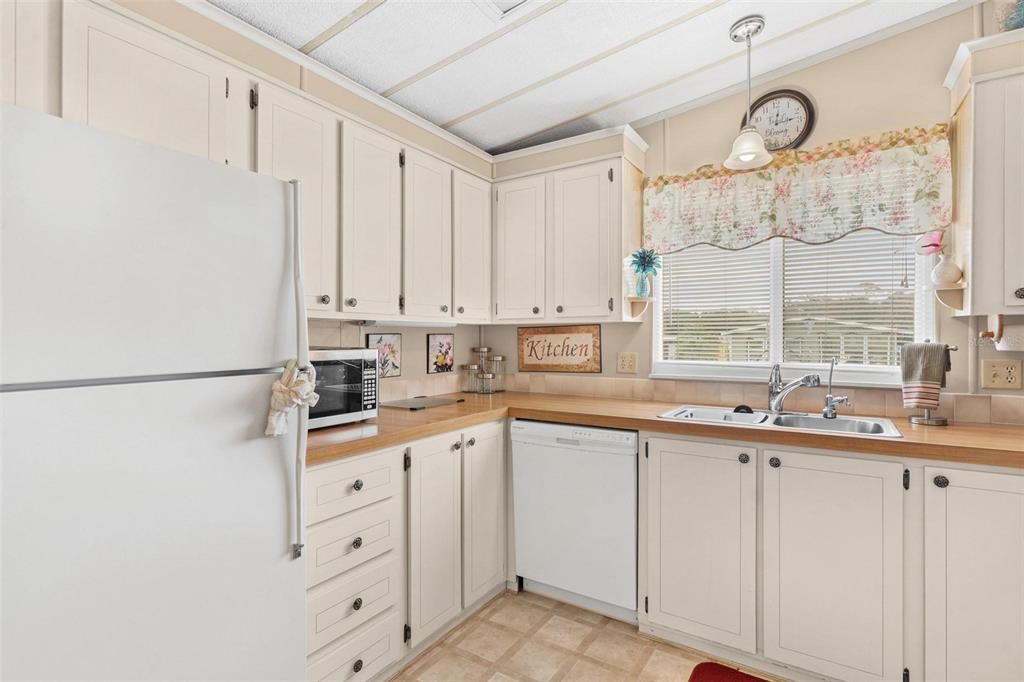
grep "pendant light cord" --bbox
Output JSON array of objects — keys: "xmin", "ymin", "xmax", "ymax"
[{"xmin": 746, "ymin": 34, "xmax": 752, "ymax": 123}]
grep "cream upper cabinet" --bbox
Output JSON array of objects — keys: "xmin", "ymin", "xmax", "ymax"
[
  {"xmin": 924, "ymin": 467, "xmax": 1024, "ymax": 682},
  {"xmin": 763, "ymin": 450, "xmax": 903, "ymax": 682},
  {"xmin": 549, "ymin": 161, "xmax": 612, "ymax": 319},
  {"xmin": 644, "ymin": 437, "xmax": 756, "ymax": 654},
  {"xmin": 62, "ymin": 1, "xmax": 226, "ymax": 163},
  {"xmin": 462, "ymin": 422, "xmax": 505, "ymax": 607},
  {"xmin": 407, "ymin": 432, "xmax": 462, "ymax": 648},
  {"xmin": 341, "ymin": 122, "xmax": 403, "ymax": 317},
  {"xmin": 452, "ymin": 170, "xmax": 492, "ymax": 323},
  {"xmin": 402, "ymin": 149, "xmax": 452, "ymax": 320},
  {"xmin": 495, "ymin": 175, "xmax": 546, "ymax": 320},
  {"xmin": 255, "ymin": 83, "xmax": 338, "ymax": 312}
]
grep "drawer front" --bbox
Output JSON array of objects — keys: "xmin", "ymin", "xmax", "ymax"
[
  {"xmin": 307, "ymin": 558, "xmax": 401, "ymax": 655},
  {"xmin": 306, "ymin": 500, "xmax": 400, "ymax": 588},
  {"xmin": 306, "ymin": 611, "xmax": 402, "ymax": 682},
  {"xmin": 307, "ymin": 448, "xmax": 403, "ymax": 525}
]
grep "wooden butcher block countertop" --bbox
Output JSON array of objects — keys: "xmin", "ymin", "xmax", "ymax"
[{"xmin": 306, "ymin": 391, "xmax": 1024, "ymax": 469}]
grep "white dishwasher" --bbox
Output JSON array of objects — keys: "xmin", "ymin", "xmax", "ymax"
[{"xmin": 511, "ymin": 420, "xmax": 638, "ymax": 612}]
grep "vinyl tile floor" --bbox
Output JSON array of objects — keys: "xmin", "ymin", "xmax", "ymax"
[{"xmin": 390, "ymin": 590, "xmax": 774, "ymax": 682}]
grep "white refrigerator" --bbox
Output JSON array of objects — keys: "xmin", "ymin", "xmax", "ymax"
[{"xmin": 0, "ymin": 105, "xmax": 307, "ymax": 679}]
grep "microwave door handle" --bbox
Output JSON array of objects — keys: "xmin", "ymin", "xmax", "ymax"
[{"xmin": 290, "ymin": 179, "xmax": 308, "ymax": 560}]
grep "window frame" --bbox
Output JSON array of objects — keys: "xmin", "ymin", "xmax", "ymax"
[{"xmin": 650, "ymin": 239, "xmax": 936, "ymax": 388}]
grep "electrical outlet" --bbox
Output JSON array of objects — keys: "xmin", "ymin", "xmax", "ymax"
[
  {"xmin": 981, "ymin": 359, "xmax": 1023, "ymax": 389},
  {"xmin": 617, "ymin": 352, "xmax": 639, "ymax": 374}
]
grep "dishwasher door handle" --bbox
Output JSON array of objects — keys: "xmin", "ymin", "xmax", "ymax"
[{"xmin": 555, "ymin": 437, "xmax": 581, "ymax": 447}]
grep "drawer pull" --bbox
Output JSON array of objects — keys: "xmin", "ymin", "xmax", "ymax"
[
  {"xmin": 351, "ymin": 536, "xmax": 363, "ymax": 550},
  {"xmin": 934, "ymin": 475, "xmax": 950, "ymax": 488},
  {"xmin": 353, "ymin": 659, "xmax": 364, "ymax": 674},
  {"xmin": 352, "ymin": 597, "xmax": 363, "ymax": 611},
  {"xmin": 352, "ymin": 479, "xmax": 364, "ymax": 492}
]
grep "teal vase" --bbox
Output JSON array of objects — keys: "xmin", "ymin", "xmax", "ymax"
[{"xmin": 635, "ymin": 273, "xmax": 651, "ymax": 298}]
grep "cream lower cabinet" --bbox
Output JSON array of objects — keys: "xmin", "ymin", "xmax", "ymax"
[
  {"xmin": 407, "ymin": 432, "xmax": 463, "ymax": 648},
  {"xmin": 452, "ymin": 170, "xmax": 492, "ymax": 323},
  {"xmin": 255, "ymin": 82, "xmax": 339, "ymax": 312},
  {"xmin": 763, "ymin": 450, "xmax": 904, "ymax": 682},
  {"xmin": 402, "ymin": 149, "xmax": 452, "ymax": 320},
  {"xmin": 462, "ymin": 421, "xmax": 506, "ymax": 606},
  {"xmin": 644, "ymin": 438, "xmax": 756, "ymax": 653},
  {"xmin": 924, "ymin": 467, "xmax": 1024, "ymax": 682}
]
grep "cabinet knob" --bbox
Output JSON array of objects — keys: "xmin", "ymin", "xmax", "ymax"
[
  {"xmin": 441, "ymin": 304, "xmax": 449, "ymax": 312},
  {"xmin": 453, "ymin": 441, "xmax": 462, "ymax": 451},
  {"xmin": 457, "ymin": 306, "xmax": 465, "ymax": 314},
  {"xmin": 532, "ymin": 306, "xmax": 540, "ymax": 315},
  {"xmin": 345, "ymin": 297, "xmax": 358, "ymax": 307},
  {"xmin": 351, "ymin": 536, "xmax": 363, "ymax": 550},
  {"xmin": 318, "ymin": 294, "xmax": 331, "ymax": 305},
  {"xmin": 353, "ymin": 659, "xmax": 364, "ymax": 674},
  {"xmin": 769, "ymin": 456, "xmax": 781, "ymax": 468},
  {"xmin": 467, "ymin": 437, "xmax": 476, "ymax": 447},
  {"xmin": 352, "ymin": 479, "xmax": 364, "ymax": 491},
  {"xmin": 556, "ymin": 305, "xmax": 564, "ymax": 313},
  {"xmin": 738, "ymin": 453, "xmax": 750, "ymax": 464},
  {"xmin": 352, "ymin": 597, "xmax": 363, "ymax": 611},
  {"xmin": 1016, "ymin": 288, "xmax": 1024, "ymax": 300},
  {"xmin": 934, "ymin": 475, "xmax": 950, "ymax": 488}
]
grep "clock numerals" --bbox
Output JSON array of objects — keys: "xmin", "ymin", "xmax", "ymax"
[{"xmin": 746, "ymin": 90, "xmax": 815, "ymax": 151}]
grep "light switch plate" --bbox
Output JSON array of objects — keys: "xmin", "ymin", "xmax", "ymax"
[
  {"xmin": 981, "ymin": 359, "xmax": 1023, "ymax": 389},
  {"xmin": 617, "ymin": 352, "xmax": 638, "ymax": 374}
]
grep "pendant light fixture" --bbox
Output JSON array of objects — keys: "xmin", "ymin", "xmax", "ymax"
[{"xmin": 724, "ymin": 15, "xmax": 772, "ymax": 170}]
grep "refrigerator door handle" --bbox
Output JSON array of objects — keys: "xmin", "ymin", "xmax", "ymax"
[{"xmin": 290, "ymin": 179, "xmax": 309, "ymax": 560}]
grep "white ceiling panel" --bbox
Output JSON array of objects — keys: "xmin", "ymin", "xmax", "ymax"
[
  {"xmin": 450, "ymin": 1, "xmax": 854, "ymax": 149},
  {"xmin": 310, "ymin": 0, "xmax": 504, "ymax": 93},
  {"xmin": 207, "ymin": 0, "xmax": 365, "ymax": 49},
  {"xmin": 389, "ymin": 0, "xmax": 717, "ymax": 125}
]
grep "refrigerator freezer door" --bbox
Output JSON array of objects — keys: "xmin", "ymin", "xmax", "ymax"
[
  {"xmin": 1, "ymin": 374, "xmax": 304, "ymax": 680},
  {"xmin": 0, "ymin": 105, "xmax": 297, "ymax": 386}
]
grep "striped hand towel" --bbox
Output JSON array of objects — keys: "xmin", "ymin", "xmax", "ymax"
[{"xmin": 900, "ymin": 342, "xmax": 949, "ymax": 409}]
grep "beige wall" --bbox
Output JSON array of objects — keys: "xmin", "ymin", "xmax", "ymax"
[{"xmin": 485, "ymin": 10, "xmax": 989, "ymax": 398}]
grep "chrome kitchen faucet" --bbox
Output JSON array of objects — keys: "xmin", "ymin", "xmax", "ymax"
[{"xmin": 768, "ymin": 364, "xmax": 821, "ymax": 414}]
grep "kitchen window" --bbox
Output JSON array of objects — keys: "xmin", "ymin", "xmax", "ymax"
[{"xmin": 651, "ymin": 230, "xmax": 933, "ymax": 386}]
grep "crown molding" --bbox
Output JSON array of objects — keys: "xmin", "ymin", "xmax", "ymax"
[
  {"xmin": 944, "ymin": 26, "xmax": 1024, "ymax": 89},
  {"xmin": 492, "ymin": 124, "xmax": 649, "ymax": 163}
]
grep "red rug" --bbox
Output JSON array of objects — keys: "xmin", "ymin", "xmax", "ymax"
[{"xmin": 688, "ymin": 661, "xmax": 768, "ymax": 682}]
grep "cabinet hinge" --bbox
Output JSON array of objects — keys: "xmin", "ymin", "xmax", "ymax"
[
  {"xmin": 225, "ymin": 77, "xmax": 229, "ymax": 98},
  {"xmin": 399, "ymin": 294, "xmax": 405, "ymax": 312},
  {"xmin": 608, "ymin": 167, "xmax": 614, "ymax": 182},
  {"xmin": 903, "ymin": 668, "xmax": 910, "ymax": 682},
  {"xmin": 403, "ymin": 450, "xmax": 411, "ymax": 471},
  {"xmin": 404, "ymin": 624, "xmax": 412, "ymax": 643},
  {"xmin": 903, "ymin": 468, "xmax": 910, "ymax": 490},
  {"xmin": 644, "ymin": 596, "xmax": 648, "ymax": 613},
  {"xmin": 399, "ymin": 150, "xmax": 405, "ymax": 167},
  {"xmin": 608, "ymin": 297, "xmax": 614, "ymax": 312},
  {"xmin": 644, "ymin": 441, "xmax": 649, "ymax": 459},
  {"xmin": 249, "ymin": 88, "xmax": 258, "ymax": 110}
]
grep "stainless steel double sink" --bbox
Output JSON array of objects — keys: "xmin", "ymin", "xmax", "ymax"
[{"xmin": 659, "ymin": 405, "xmax": 902, "ymax": 438}]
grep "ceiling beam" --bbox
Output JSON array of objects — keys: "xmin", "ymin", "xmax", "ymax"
[{"xmin": 300, "ymin": 0, "xmax": 387, "ymax": 54}]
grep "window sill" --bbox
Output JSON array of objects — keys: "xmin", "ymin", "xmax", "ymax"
[{"xmin": 650, "ymin": 361, "xmax": 903, "ymax": 389}]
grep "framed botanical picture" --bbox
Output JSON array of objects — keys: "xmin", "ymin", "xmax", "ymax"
[
  {"xmin": 517, "ymin": 324, "xmax": 601, "ymax": 373},
  {"xmin": 427, "ymin": 333, "xmax": 455, "ymax": 374},
  {"xmin": 366, "ymin": 333, "xmax": 402, "ymax": 378}
]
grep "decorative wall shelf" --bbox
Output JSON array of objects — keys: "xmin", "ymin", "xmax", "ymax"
[
  {"xmin": 934, "ymin": 283, "xmax": 965, "ymax": 312},
  {"xmin": 626, "ymin": 296, "xmax": 654, "ymax": 318}
]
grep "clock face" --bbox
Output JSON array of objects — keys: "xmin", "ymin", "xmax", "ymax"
[{"xmin": 745, "ymin": 90, "xmax": 815, "ymax": 151}]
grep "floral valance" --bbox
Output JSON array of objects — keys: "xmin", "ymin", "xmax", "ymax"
[{"xmin": 643, "ymin": 124, "xmax": 953, "ymax": 254}]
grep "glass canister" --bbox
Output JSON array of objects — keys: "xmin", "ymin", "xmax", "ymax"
[
  {"xmin": 478, "ymin": 372, "xmax": 497, "ymax": 394},
  {"xmin": 471, "ymin": 346, "xmax": 491, "ymax": 368},
  {"xmin": 461, "ymin": 364, "xmax": 481, "ymax": 393},
  {"xmin": 485, "ymin": 354, "xmax": 506, "ymax": 392}
]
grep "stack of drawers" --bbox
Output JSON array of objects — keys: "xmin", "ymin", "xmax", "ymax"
[{"xmin": 304, "ymin": 446, "xmax": 406, "ymax": 681}]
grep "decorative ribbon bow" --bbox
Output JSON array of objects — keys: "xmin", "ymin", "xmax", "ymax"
[{"xmin": 265, "ymin": 360, "xmax": 319, "ymax": 437}]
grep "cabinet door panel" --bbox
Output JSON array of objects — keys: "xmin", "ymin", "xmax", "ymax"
[
  {"xmin": 463, "ymin": 422, "xmax": 505, "ymax": 606},
  {"xmin": 403, "ymin": 149, "xmax": 452, "ymax": 319},
  {"xmin": 452, "ymin": 170, "xmax": 492, "ymax": 323},
  {"xmin": 341, "ymin": 123, "xmax": 402, "ymax": 317},
  {"xmin": 925, "ymin": 467, "xmax": 1024, "ymax": 682},
  {"xmin": 495, "ymin": 176, "xmax": 545, "ymax": 320},
  {"xmin": 256, "ymin": 83, "xmax": 338, "ymax": 311},
  {"xmin": 645, "ymin": 438, "xmax": 756, "ymax": 653},
  {"xmin": 550, "ymin": 162, "xmax": 611, "ymax": 319},
  {"xmin": 408, "ymin": 433, "xmax": 462, "ymax": 647},
  {"xmin": 763, "ymin": 450, "xmax": 903, "ymax": 682},
  {"xmin": 62, "ymin": 1, "xmax": 225, "ymax": 162}
]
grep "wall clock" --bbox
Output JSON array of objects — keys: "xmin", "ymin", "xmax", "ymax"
[{"xmin": 741, "ymin": 89, "xmax": 816, "ymax": 151}]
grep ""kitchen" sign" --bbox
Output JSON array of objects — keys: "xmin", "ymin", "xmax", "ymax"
[{"xmin": 517, "ymin": 325, "xmax": 602, "ymax": 373}]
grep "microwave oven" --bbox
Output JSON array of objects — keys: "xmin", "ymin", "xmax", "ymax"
[{"xmin": 308, "ymin": 348, "xmax": 378, "ymax": 429}]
